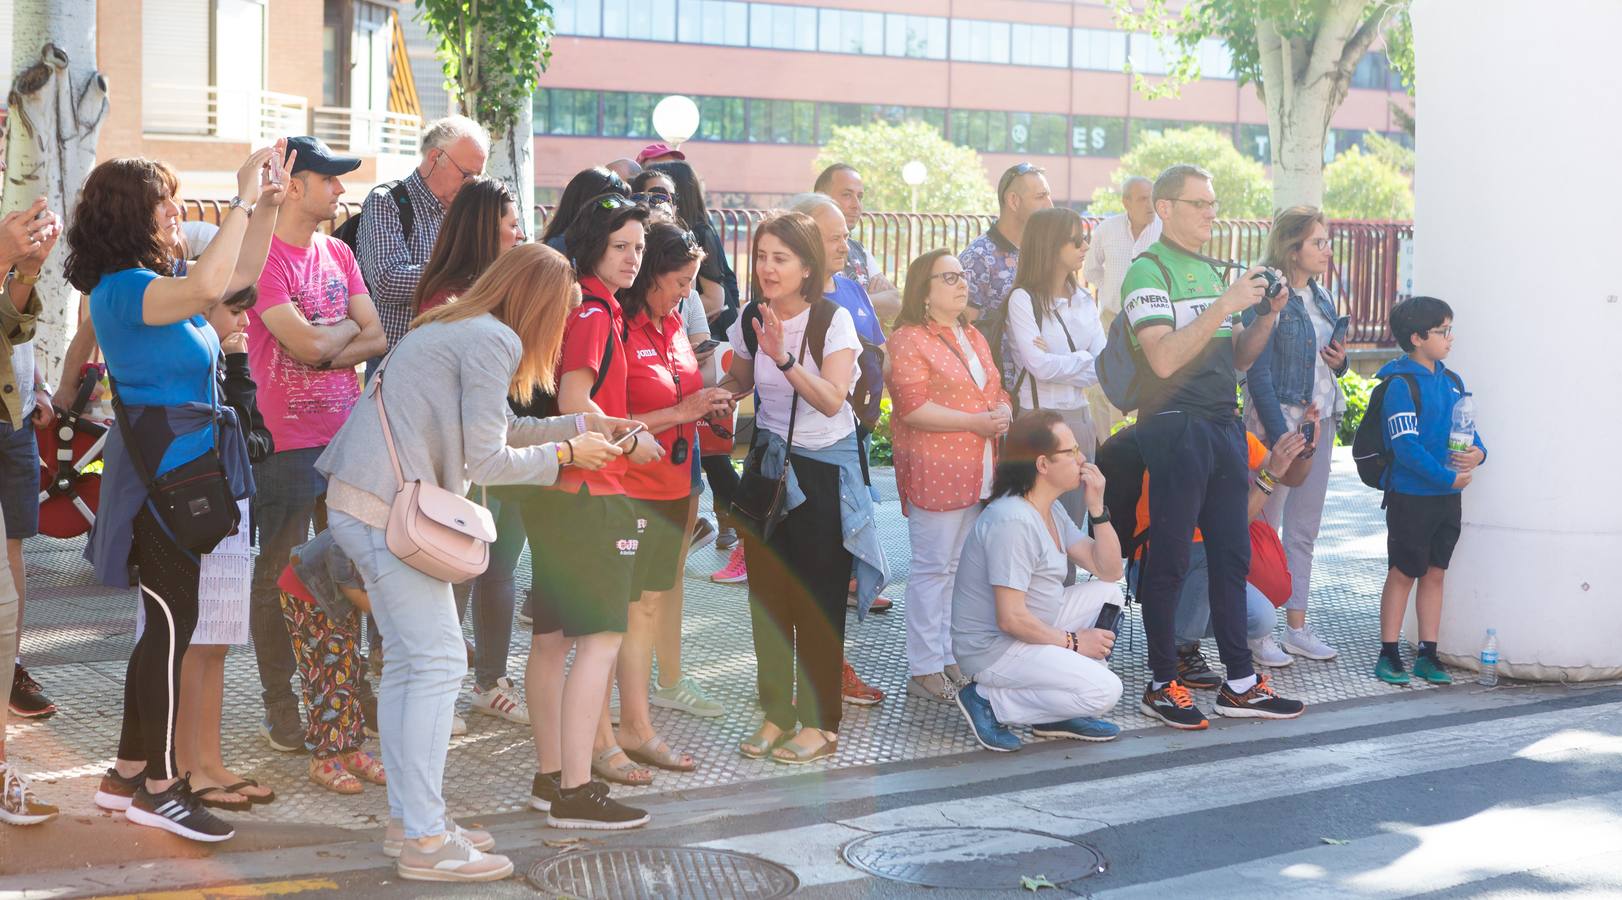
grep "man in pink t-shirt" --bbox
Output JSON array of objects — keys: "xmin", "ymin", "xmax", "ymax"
[{"xmin": 247, "ymin": 137, "xmax": 386, "ymax": 746}]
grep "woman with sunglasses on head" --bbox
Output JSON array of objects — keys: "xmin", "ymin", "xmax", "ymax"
[
  {"xmin": 540, "ymin": 167, "xmax": 631, "ymax": 256},
  {"xmin": 1240, "ymin": 206, "xmax": 1346, "ymax": 665},
  {"xmin": 67, "ymin": 143, "xmax": 286, "ymax": 843},
  {"xmin": 521, "ymin": 193, "xmax": 663, "ymax": 830},
  {"xmin": 1004, "ymin": 207, "xmax": 1107, "ymax": 527},
  {"xmin": 726, "ymin": 212, "xmax": 887, "ymax": 766},
  {"xmin": 610, "ymin": 221, "xmax": 735, "ymax": 773},
  {"xmin": 630, "ymin": 169, "xmax": 677, "ymax": 206},
  {"xmin": 886, "ymin": 250, "xmax": 1012, "ymax": 703},
  {"xmin": 409, "ymin": 176, "xmax": 535, "ymax": 727}
]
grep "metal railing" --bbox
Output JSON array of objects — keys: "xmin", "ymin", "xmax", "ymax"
[
  {"xmin": 189, "ymin": 200, "xmax": 1409, "ymax": 346},
  {"xmin": 311, "ymin": 107, "xmax": 423, "ymax": 157},
  {"xmin": 143, "ymin": 84, "xmax": 306, "ymax": 143}
]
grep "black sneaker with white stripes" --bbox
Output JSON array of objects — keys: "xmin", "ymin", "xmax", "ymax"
[
  {"xmin": 1215, "ymin": 673, "xmax": 1306, "ymax": 720},
  {"xmin": 125, "ymin": 775, "xmax": 235, "ymax": 842}
]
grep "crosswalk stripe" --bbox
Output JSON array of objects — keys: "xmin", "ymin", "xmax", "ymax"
[{"xmin": 698, "ymin": 701, "xmax": 1622, "ymax": 887}]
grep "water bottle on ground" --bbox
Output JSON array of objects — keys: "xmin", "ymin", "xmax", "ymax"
[
  {"xmin": 1477, "ymin": 628, "xmax": 1499, "ymax": 686},
  {"xmin": 1449, "ymin": 392, "xmax": 1476, "ymax": 470}
]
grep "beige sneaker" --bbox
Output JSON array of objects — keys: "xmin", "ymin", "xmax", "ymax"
[
  {"xmin": 396, "ymin": 830, "xmax": 513, "ymax": 882},
  {"xmin": 0, "ymin": 763, "xmax": 58, "ymax": 826},
  {"xmin": 383, "ymin": 815, "xmax": 495, "ymax": 858}
]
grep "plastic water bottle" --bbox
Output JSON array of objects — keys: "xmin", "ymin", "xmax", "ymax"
[
  {"xmin": 1448, "ymin": 392, "xmax": 1476, "ymax": 470},
  {"xmin": 1477, "ymin": 629, "xmax": 1499, "ymax": 686}
]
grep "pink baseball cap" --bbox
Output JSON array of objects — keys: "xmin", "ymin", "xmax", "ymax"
[{"xmin": 636, "ymin": 143, "xmax": 686, "ymax": 165}]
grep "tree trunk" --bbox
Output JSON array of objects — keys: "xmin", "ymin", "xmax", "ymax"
[
  {"xmin": 4, "ymin": 0, "xmax": 106, "ymax": 384},
  {"xmin": 475, "ymin": 33, "xmax": 535, "ymax": 240}
]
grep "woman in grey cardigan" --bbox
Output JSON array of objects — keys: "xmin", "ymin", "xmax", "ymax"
[{"xmin": 316, "ymin": 244, "xmax": 632, "ymax": 883}]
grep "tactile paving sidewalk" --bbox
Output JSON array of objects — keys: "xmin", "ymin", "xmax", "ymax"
[{"xmin": 10, "ymin": 448, "xmax": 1444, "ymax": 830}]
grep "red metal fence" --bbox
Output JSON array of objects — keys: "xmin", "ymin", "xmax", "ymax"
[{"xmin": 184, "ymin": 200, "xmax": 1408, "ymax": 345}]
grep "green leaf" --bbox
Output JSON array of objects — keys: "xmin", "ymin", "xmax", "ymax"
[{"xmin": 1020, "ymin": 874, "xmax": 1058, "ymax": 891}]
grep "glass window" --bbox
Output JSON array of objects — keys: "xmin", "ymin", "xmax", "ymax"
[
  {"xmin": 602, "ymin": 91, "xmax": 628, "ymax": 136},
  {"xmin": 1236, "ymin": 123, "xmax": 1270, "ymax": 162},
  {"xmin": 1352, "ymin": 51, "xmax": 1395, "ymax": 90},
  {"xmin": 1011, "ymin": 23, "xmax": 1066, "ymax": 67},
  {"xmin": 792, "ymin": 100, "xmax": 815, "ymax": 143},
  {"xmin": 1198, "ymin": 38, "xmax": 1233, "ymax": 78},
  {"xmin": 1070, "ymin": 115, "xmax": 1126, "ymax": 157},
  {"xmin": 628, "ymin": 92, "xmax": 659, "ymax": 137},
  {"xmin": 1128, "ymin": 33, "xmax": 1170, "ymax": 75},
  {"xmin": 1072, "ymin": 27, "xmax": 1125, "ymax": 71},
  {"xmin": 1129, "ymin": 118, "xmax": 1223, "ymax": 150},
  {"xmin": 724, "ymin": 1, "xmax": 747, "ymax": 45},
  {"xmin": 624, "ymin": 0, "xmax": 651, "ymax": 39},
  {"xmin": 555, "ymin": 0, "xmax": 603, "ymax": 36},
  {"xmin": 677, "ymin": 0, "xmax": 699, "ymax": 41},
  {"xmin": 927, "ymin": 17, "xmax": 947, "ymax": 60},
  {"xmin": 861, "ymin": 11, "xmax": 884, "ymax": 55},
  {"xmin": 602, "ymin": 0, "xmax": 628, "ymax": 37},
  {"xmin": 651, "ymin": 0, "xmax": 676, "ymax": 40}
]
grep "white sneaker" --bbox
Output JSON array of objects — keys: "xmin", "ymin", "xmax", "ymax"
[
  {"xmin": 1282, "ymin": 624, "xmax": 1337, "ymax": 660},
  {"xmin": 1249, "ymin": 635, "xmax": 1294, "ymax": 668},
  {"xmin": 451, "ymin": 713, "xmax": 468, "ymax": 737},
  {"xmin": 396, "ymin": 830, "xmax": 512, "ymax": 882},
  {"xmin": 471, "ymin": 677, "xmax": 530, "ymax": 725},
  {"xmin": 384, "ymin": 815, "xmax": 495, "ymax": 858}
]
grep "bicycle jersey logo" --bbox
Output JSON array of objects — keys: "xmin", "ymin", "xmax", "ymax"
[{"xmin": 615, "ymin": 538, "xmax": 640, "ymax": 555}]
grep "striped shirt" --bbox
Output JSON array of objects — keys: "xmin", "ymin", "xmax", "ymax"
[{"xmin": 355, "ymin": 170, "xmax": 445, "ymax": 350}]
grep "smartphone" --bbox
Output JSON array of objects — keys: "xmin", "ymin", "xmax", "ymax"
[
  {"xmin": 1093, "ymin": 602, "xmax": 1122, "ymax": 632},
  {"xmin": 693, "ymin": 339, "xmax": 720, "ymax": 354},
  {"xmin": 1299, "ymin": 419, "xmax": 1317, "ymax": 458},
  {"xmin": 613, "ymin": 424, "xmax": 646, "ymax": 449},
  {"xmin": 1330, "ymin": 315, "xmax": 1350, "ymax": 347}
]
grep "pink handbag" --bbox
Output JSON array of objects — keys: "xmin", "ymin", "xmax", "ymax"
[{"xmin": 372, "ymin": 370, "xmax": 495, "ymax": 584}]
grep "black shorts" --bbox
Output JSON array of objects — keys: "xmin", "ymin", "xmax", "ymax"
[
  {"xmin": 629, "ymin": 496, "xmax": 692, "ymax": 594},
  {"xmin": 521, "ymin": 486, "xmax": 639, "ymax": 637},
  {"xmin": 1385, "ymin": 492, "xmax": 1462, "ymax": 578}
]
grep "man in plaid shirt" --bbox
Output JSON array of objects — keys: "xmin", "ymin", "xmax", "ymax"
[{"xmin": 356, "ymin": 116, "xmax": 490, "ymax": 360}]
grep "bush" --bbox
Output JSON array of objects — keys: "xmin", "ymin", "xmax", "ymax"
[
  {"xmin": 1338, "ymin": 370, "xmax": 1377, "ymax": 445},
  {"xmin": 868, "ymin": 397, "xmax": 894, "ymax": 466},
  {"xmin": 1089, "ymin": 127, "xmax": 1273, "ymax": 219}
]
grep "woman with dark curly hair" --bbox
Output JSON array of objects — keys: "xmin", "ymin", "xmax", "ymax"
[
  {"xmin": 540, "ymin": 167, "xmax": 630, "ymax": 253},
  {"xmin": 67, "ymin": 144, "xmax": 286, "ymax": 843}
]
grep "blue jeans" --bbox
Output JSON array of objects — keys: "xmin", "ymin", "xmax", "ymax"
[
  {"xmin": 1134, "ymin": 543, "xmax": 1274, "ymax": 650},
  {"xmin": 330, "ymin": 510, "xmax": 463, "ymax": 839},
  {"xmin": 452, "ymin": 489, "xmax": 529, "ymax": 688},
  {"xmin": 249, "ymin": 447, "xmax": 328, "ymax": 718}
]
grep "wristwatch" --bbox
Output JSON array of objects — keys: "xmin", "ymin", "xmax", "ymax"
[
  {"xmin": 775, "ymin": 354, "xmax": 795, "ymax": 372},
  {"xmin": 226, "ymin": 195, "xmax": 252, "ymax": 216},
  {"xmin": 1087, "ymin": 505, "xmax": 1112, "ymax": 526}
]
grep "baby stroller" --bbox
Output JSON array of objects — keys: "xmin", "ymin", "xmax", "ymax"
[{"xmin": 36, "ymin": 365, "xmax": 108, "ymax": 539}]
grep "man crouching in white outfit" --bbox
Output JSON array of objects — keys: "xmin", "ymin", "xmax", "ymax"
[{"xmin": 950, "ymin": 409, "xmax": 1125, "ymax": 752}]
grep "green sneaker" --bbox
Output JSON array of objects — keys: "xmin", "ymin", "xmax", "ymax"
[
  {"xmin": 1411, "ymin": 655, "xmax": 1454, "ymax": 684},
  {"xmin": 1374, "ymin": 655, "xmax": 1411, "ymax": 685},
  {"xmin": 651, "ymin": 676, "xmax": 725, "ymax": 718}
]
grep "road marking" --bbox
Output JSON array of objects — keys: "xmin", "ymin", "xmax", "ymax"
[{"xmin": 92, "ymin": 879, "xmax": 339, "ymax": 900}]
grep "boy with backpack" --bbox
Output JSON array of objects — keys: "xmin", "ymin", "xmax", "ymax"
[{"xmin": 1362, "ymin": 296, "xmax": 1486, "ymax": 685}]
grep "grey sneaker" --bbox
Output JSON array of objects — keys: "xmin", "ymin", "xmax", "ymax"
[
  {"xmin": 1282, "ymin": 624, "xmax": 1338, "ymax": 661},
  {"xmin": 384, "ymin": 816, "xmax": 495, "ymax": 858},
  {"xmin": 650, "ymin": 676, "xmax": 724, "ymax": 718},
  {"xmin": 396, "ymin": 830, "xmax": 513, "ymax": 883},
  {"xmin": 1249, "ymin": 635, "xmax": 1294, "ymax": 668}
]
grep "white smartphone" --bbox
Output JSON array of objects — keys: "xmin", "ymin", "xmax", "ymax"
[{"xmin": 613, "ymin": 424, "xmax": 646, "ymax": 449}]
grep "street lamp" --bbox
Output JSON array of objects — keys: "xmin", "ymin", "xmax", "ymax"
[
  {"xmin": 901, "ymin": 160, "xmax": 927, "ymax": 213},
  {"xmin": 652, "ymin": 95, "xmax": 701, "ymax": 149}
]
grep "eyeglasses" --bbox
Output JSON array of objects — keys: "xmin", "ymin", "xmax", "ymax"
[
  {"xmin": 1045, "ymin": 445, "xmax": 1083, "ymax": 462},
  {"xmin": 929, "ymin": 271, "xmax": 966, "ymax": 286},
  {"xmin": 1168, "ymin": 198, "xmax": 1220, "ymax": 213},
  {"xmin": 1305, "ymin": 238, "xmax": 1332, "ymax": 250},
  {"xmin": 1425, "ymin": 326, "xmax": 1453, "ymax": 338},
  {"xmin": 436, "ymin": 149, "xmax": 479, "ymax": 182}
]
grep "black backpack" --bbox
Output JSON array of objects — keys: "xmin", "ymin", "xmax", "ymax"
[
  {"xmin": 1095, "ymin": 423, "xmax": 1149, "ymax": 563},
  {"xmin": 1351, "ymin": 369, "xmax": 1463, "ymax": 495},
  {"xmin": 740, "ymin": 298, "xmax": 886, "ymax": 432},
  {"xmin": 509, "ymin": 295, "xmax": 624, "ymax": 419},
  {"xmin": 332, "ymin": 180, "xmax": 414, "ymax": 264}
]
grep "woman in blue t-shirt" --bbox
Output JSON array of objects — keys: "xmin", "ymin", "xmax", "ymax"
[{"xmin": 62, "ymin": 145, "xmax": 285, "ymax": 844}]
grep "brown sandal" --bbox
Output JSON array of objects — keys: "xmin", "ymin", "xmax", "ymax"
[
  {"xmin": 308, "ymin": 757, "xmax": 363, "ymax": 795},
  {"xmin": 624, "ymin": 735, "xmax": 696, "ymax": 772},
  {"xmin": 739, "ymin": 723, "xmax": 789, "ymax": 760},
  {"xmin": 340, "ymin": 749, "xmax": 387, "ymax": 785},
  {"xmin": 771, "ymin": 729, "xmax": 838, "ymax": 766},
  {"xmin": 591, "ymin": 745, "xmax": 654, "ymax": 786}
]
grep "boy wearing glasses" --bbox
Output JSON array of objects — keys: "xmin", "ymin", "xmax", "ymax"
[{"xmin": 1372, "ymin": 297, "xmax": 1486, "ymax": 685}]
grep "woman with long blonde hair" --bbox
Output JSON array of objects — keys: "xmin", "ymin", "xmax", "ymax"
[{"xmin": 315, "ymin": 243, "xmax": 636, "ymax": 882}]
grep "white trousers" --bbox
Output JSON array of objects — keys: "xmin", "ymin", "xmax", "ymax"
[
  {"xmin": 1260, "ymin": 408, "xmax": 1340, "ymax": 613},
  {"xmin": 975, "ymin": 579, "xmax": 1125, "ymax": 725},
  {"xmin": 904, "ymin": 504, "xmax": 980, "ymax": 676}
]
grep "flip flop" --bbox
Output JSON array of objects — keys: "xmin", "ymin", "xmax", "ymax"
[
  {"xmin": 225, "ymin": 778, "xmax": 276, "ymax": 805},
  {"xmin": 193, "ymin": 785, "xmax": 252, "ymax": 812},
  {"xmin": 624, "ymin": 735, "xmax": 696, "ymax": 772},
  {"xmin": 591, "ymin": 745, "xmax": 654, "ymax": 786}
]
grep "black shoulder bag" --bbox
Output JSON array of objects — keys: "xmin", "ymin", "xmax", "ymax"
[
  {"xmin": 729, "ymin": 326, "xmax": 811, "ymax": 543},
  {"xmin": 109, "ymin": 375, "xmax": 240, "ymax": 555}
]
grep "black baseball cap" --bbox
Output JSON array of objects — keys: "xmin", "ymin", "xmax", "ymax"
[{"xmin": 284, "ymin": 136, "xmax": 362, "ymax": 176}]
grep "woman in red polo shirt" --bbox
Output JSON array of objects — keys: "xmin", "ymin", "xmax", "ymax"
[
  {"xmin": 521, "ymin": 194, "xmax": 663, "ymax": 831},
  {"xmin": 614, "ymin": 221, "xmax": 735, "ymax": 773},
  {"xmin": 886, "ymin": 249, "xmax": 1011, "ymax": 703}
]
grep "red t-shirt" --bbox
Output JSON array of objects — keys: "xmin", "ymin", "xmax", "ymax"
[
  {"xmin": 555, "ymin": 276, "xmax": 629, "ymax": 495},
  {"xmin": 620, "ymin": 308, "xmax": 701, "ymax": 500}
]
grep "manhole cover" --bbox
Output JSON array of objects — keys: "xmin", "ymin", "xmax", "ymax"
[
  {"xmin": 842, "ymin": 827, "xmax": 1105, "ymax": 889},
  {"xmin": 527, "ymin": 847, "xmax": 798, "ymax": 899}
]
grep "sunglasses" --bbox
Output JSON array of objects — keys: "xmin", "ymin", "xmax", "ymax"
[
  {"xmin": 597, "ymin": 194, "xmax": 634, "ymax": 211},
  {"xmin": 1070, "ymin": 233, "xmax": 1090, "ymax": 249},
  {"xmin": 997, "ymin": 162, "xmax": 1039, "ymax": 199},
  {"xmin": 631, "ymin": 191, "xmax": 673, "ymax": 207}
]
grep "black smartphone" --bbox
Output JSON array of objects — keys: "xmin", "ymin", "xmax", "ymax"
[
  {"xmin": 1094, "ymin": 602, "xmax": 1122, "ymax": 631},
  {"xmin": 1330, "ymin": 314, "xmax": 1351, "ymax": 347},
  {"xmin": 1299, "ymin": 419, "xmax": 1317, "ymax": 458},
  {"xmin": 693, "ymin": 339, "xmax": 720, "ymax": 353}
]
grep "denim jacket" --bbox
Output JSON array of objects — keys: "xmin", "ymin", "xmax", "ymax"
[
  {"xmin": 288, "ymin": 529, "xmax": 365, "ymax": 621},
  {"xmin": 1243, "ymin": 279, "xmax": 1347, "ymax": 444},
  {"xmin": 756, "ymin": 428, "xmax": 890, "ymax": 619}
]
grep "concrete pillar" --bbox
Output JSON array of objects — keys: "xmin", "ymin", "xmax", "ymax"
[{"xmin": 1408, "ymin": 0, "xmax": 1622, "ymax": 680}]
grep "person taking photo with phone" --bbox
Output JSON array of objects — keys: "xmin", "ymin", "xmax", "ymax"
[{"xmin": 1241, "ymin": 206, "xmax": 1349, "ymax": 663}]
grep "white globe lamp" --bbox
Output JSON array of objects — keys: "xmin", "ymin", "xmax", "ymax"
[{"xmin": 652, "ymin": 95, "xmax": 701, "ymax": 148}]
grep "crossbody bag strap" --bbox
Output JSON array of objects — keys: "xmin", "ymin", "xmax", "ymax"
[
  {"xmin": 370, "ymin": 352, "xmax": 408, "ymax": 491},
  {"xmin": 780, "ymin": 326, "xmax": 811, "ymax": 453}
]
